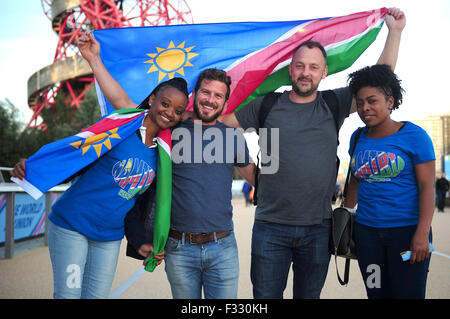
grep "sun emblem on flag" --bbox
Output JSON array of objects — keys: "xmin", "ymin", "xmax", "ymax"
[
  {"xmin": 70, "ymin": 128, "xmax": 121, "ymax": 158},
  {"xmin": 145, "ymin": 41, "xmax": 198, "ymax": 82}
]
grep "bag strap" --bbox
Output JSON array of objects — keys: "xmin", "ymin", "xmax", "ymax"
[
  {"xmin": 334, "ymin": 127, "xmax": 363, "ymax": 286},
  {"xmin": 341, "ymin": 127, "xmax": 364, "ymax": 203}
]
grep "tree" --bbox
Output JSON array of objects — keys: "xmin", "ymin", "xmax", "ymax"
[{"xmin": 0, "ymin": 87, "xmax": 101, "ymax": 181}]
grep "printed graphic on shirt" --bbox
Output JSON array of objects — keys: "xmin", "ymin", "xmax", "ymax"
[
  {"xmin": 112, "ymin": 158, "xmax": 155, "ymax": 200},
  {"xmin": 351, "ymin": 150, "xmax": 405, "ymax": 182}
]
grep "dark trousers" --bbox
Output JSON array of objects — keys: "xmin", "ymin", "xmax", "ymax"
[
  {"xmin": 437, "ymin": 191, "xmax": 446, "ymax": 211},
  {"xmin": 354, "ymin": 222, "xmax": 432, "ymax": 299}
]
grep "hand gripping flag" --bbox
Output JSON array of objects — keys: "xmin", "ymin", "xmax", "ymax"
[
  {"xmin": 92, "ymin": 8, "xmax": 388, "ymax": 272},
  {"xmin": 11, "ymin": 109, "xmax": 147, "ymax": 200}
]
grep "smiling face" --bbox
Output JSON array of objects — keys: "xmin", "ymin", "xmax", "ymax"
[
  {"xmin": 289, "ymin": 46, "xmax": 327, "ymax": 99},
  {"xmin": 193, "ymin": 79, "xmax": 228, "ymax": 124},
  {"xmin": 356, "ymin": 86, "xmax": 394, "ymax": 128},
  {"xmin": 148, "ymin": 86, "xmax": 188, "ymax": 129}
]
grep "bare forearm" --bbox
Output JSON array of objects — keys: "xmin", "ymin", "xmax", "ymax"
[
  {"xmin": 88, "ymin": 57, "xmax": 137, "ymax": 109},
  {"xmin": 377, "ymin": 30, "xmax": 402, "ymax": 70}
]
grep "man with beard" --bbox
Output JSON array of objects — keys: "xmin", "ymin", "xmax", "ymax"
[
  {"xmin": 219, "ymin": 8, "xmax": 406, "ymax": 298},
  {"xmin": 165, "ymin": 68, "xmax": 255, "ymax": 299}
]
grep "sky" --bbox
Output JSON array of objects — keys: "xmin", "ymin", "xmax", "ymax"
[{"xmin": 1, "ymin": 0, "xmax": 449, "ymax": 163}]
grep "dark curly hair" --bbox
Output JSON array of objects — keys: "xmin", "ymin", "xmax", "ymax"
[
  {"xmin": 347, "ymin": 64, "xmax": 404, "ymax": 110},
  {"xmin": 137, "ymin": 77, "xmax": 188, "ymax": 109}
]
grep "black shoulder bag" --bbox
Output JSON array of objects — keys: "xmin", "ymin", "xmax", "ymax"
[{"xmin": 329, "ymin": 127, "xmax": 363, "ymax": 285}]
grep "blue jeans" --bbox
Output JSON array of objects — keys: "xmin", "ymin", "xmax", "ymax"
[
  {"xmin": 354, "ymin": 222, "xmax": 432, "ymax": 299},
  {"xmin": 164, "ymin": 231, "xmax": 239, "ymax": 299},
  {"xmin": 251, "ymin": 219, "xmax": 331, "ymax": 299},
  {"xmin": 47, "ymin": 220, "xmax": 122, "ymax": 299}
]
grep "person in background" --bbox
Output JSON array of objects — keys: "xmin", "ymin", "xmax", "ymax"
[{"xmin": 436, "ymin": 172, "xmax": 449, "ymax": 212}]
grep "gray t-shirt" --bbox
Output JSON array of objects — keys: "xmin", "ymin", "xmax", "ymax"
[{"xmin": 235, "ymin": 88, "xmax": 351, "ymax": 225}]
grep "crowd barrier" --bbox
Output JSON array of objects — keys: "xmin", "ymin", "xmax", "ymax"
[{"xmin": 0, "ymin": 182, "xmax": 69, "ymax": 259}]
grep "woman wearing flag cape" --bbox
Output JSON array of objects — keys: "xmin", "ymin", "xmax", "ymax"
[{"xmin": 10, "ymin": 34, "xmax": 189, "ymax": 298}]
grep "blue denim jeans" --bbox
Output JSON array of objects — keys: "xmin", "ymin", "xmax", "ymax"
[
  {"xmin": 354, "ymin": 222, "xmax": 432, "ymax": 299},
  {"xmin": 164, "ymin": 231, "xmax": 239, "ymax": 299},
  {"xmin": 47, "ymin": 220, "xmax": 122, "ymax": 299},
  {"xmin": 250, "ymin": 219, "xmax": 331, "ymax": 299}
]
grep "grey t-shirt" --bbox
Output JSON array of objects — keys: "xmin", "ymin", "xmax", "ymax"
[{"xmin": 235, "ymin": 88, "xmax": 351, "ymax": 225}]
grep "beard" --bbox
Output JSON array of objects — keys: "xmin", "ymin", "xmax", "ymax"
[
  {"xmin": 292, "ymin": 76, "xmax": 320, "ymax": 97},
  {"xmin": 193, "ymin": 97, "xmax": 224, "ymax": 123}
]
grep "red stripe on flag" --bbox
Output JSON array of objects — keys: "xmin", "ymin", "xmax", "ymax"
[{"xmin": 80, "ymin": 112, "xmax": 145, "ymax": 135}]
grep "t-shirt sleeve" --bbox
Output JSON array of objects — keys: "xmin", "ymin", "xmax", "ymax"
[
  {"xmin": 408, "ymin": 125, "xmax": 436, "ymax": 165},
  {"xmin": 234, "ymin": 96, "xmax": 265, "ymax": 131},
  {"xmin": 333, "ymin": 87, "xmax": 353, "ymax": 128}
]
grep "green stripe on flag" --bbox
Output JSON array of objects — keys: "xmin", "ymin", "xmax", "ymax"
[
  {"xmin": 234, "ymin": 23, "xmax": 384, "ymax": 112},
  {"xmin": 144, "ymin": 144, "xmax": 172, "ymax": 272}
]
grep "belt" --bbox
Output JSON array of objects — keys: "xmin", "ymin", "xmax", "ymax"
[{"xmin": 169, "ymin": 229, "xmax": 230, "ymax": 244}]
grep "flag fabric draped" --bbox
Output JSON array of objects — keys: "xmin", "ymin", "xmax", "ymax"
[
  {"xmin": 11, "ymin": 109, "xmax": 146, "ymax": 200},
  {"xmin": 143, "ymin": 128, "xmax": 172, "ymax": 272},
  {"xmin": 93, "ymin": 8, "xmax": 388, "ymax": 115},
  {"xmin": 93, "ymin": 8, "xmax": 388, "ymax": 272}
]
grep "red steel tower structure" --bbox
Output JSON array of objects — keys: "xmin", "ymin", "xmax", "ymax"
[{"xmin": 27, "ymin": 0, "xmax": 193, "ymax": 129}]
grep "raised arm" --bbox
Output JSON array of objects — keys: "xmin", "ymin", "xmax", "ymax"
[
  {"xmin": 350, "ymin": 7, "xmax": 406, "ymax": 113},
  {"xmin": 377, "ymin": 7, "xmax": 406, "ymax": 70},
  {"xmin": 79, "ymin": 33, "xmax": 137, "ymax": 110}
]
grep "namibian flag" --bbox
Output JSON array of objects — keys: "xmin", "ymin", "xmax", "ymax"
[
  {"xmin": 94, "ymin": 7, "xmax": 388, "ymax": 115},
  {"xmin": 11, "ymin": 109, "xmax": 147, "ymax": 200}
]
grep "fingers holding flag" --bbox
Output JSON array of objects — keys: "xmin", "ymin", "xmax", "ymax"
[{"xmin": 10, "ymin": 158, "xmax": 27, "ymax": 180}]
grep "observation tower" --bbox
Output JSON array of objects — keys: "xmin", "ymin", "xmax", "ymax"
[{"xmin": 27, "ymin": 0, "xmax": 193, "ymax": 129}]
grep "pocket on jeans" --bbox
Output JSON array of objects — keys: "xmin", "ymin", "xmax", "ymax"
[
  {"xmin": 218, "ymin": 232, "xmax": 236, "ymax": 248},
  {"xmin": 165, "ymin": 236, "xmax": 181, "ymax": 251}
]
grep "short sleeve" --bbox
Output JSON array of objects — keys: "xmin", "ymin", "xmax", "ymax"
[
  {"xmin": 408, "ymin": 126, "xmax": 436, "ymax": 165},
  {"xmin": 234, "ymin": 96, "xmax": 265, "ymax": 131},
  {"xmin": 332, "ymin": 87, "xmax": 353, "ymax": 128}
]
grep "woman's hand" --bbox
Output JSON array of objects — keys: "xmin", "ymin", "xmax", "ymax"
[
  {"xmin": 10, "ymin": 159, "xmax": 27, "ymax": 180},
  {"xmin": 138, "ymin": 243, "xmax": 165, "ymax": 266},
  {"xmin": 409, "ymin": 231, "xmax": 430, "ymax": 264},
  {"xmin": 78, "ymin": 32, "xmax": 101, "ymax": 63}
]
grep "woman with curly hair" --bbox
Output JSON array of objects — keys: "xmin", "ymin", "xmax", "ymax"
[{"xmin": 344, "ymin": 64, "xmax": 436, "ymax": 298}]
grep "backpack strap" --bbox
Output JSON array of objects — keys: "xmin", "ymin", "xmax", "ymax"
[{"xmin": 253, "ymin": 92, "xmax": 282, "ymax": 205}]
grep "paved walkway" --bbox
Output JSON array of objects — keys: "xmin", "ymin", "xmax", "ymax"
[{"xmin": 1, "ymin": 198, "xmax": 449, "ymax": 299}]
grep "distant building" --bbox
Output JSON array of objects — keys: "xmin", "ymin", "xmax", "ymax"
[{"xmin": 412, "ymin": 113, "xmax": 450, "ymax": 177}]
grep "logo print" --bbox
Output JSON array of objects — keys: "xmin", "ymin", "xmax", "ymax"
[
  {"xmin": 112, "ymin": 158, "xmax": 155, "ymax": 200},
  {"xmin": 145, "ymin": 41, "xmax": 198, "ymax": 82},
  {"xmin": 352, "ymin": 150, "xmax": 405, "ymax": 182}
]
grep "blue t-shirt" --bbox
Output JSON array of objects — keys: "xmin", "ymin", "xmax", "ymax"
[
  {"xmin": 349, "ymin": 121, "xmax": 435, "ymax": 228},
  {"xmin": 170, "ymin": 120, "xmax": 251, "ymax": 233},
  {"xmin": 49, "ymin": 133, "xmax": 157, "ymax": 241}
]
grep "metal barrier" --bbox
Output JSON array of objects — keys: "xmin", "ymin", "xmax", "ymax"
[{"xmin": 0, "ymin": 183, "xmax": 69, "ymax": 259}]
